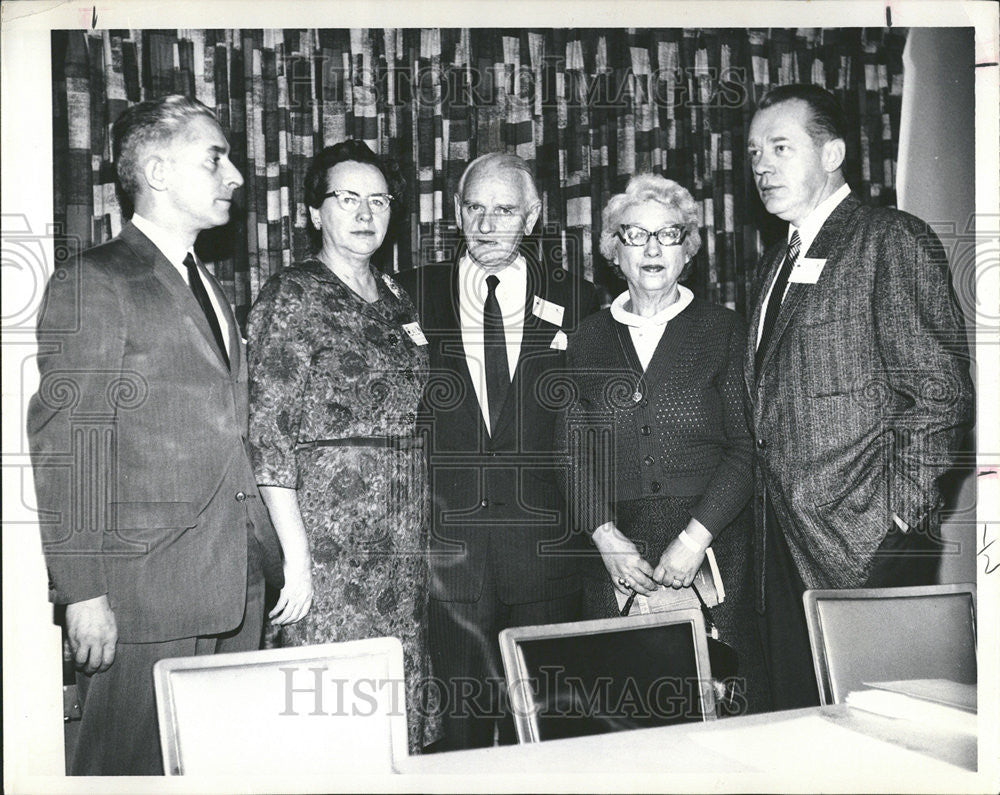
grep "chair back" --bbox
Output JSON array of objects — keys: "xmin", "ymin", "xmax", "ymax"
[
  {"xmin": 153, "ymin": 638, "xmax": 408, "ymax": 775},
  {"xmin": 802, "ymin": 583, "xmax": 977, "ymax": 705},
  {"xmin": 499, "ymin": 609, "xmax": 715, "ymax": 743}
]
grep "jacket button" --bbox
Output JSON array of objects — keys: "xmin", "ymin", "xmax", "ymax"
[
  {"xmin": 387, "ymin": 334, "xmax": 398, "ymax": 345},
  {"xmin": 650, "ymin": 481, "xmax": 661, "ymax": 493},
  {"xmin": 757, "ymin": 438, "xmax": 767, "ymax": 450},
  {"xmin": 480, "ymin": 498, "xmax": 489, "ymax": 508},
  {"xmin": 235, "ymin": 492, "xmax": 247, "ymax": 502},
  {"xmin": 643, "ymin": 455, "xmax": 654, "ymax": 466},
  {"xmin": 640, "ymin": 425, "xmax": 651, "ymax": 436}
]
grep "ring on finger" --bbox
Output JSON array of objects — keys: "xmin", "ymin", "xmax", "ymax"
[{"xmin": 617, "ymin": 576, "xmax": 628, "ymax": 587}]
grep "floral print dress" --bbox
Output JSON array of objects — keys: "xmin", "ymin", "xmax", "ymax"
[{"xmin": 247, "ymin": 259, "xmax": 440, "ymax": 751}]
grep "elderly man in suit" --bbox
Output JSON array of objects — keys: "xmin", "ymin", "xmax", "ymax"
[
  {"xmin": 399, "ymin": 153, "xmax": 599, "ymax": 749},
  {"xmin": 27, "ymin": 95, "xmax": 284, "ymax": 774},
  {"xmin": 744, "ymin": 84, "xmax": 973, "ymax": 709}
]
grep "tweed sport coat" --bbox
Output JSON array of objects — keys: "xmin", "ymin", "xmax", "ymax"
[
  {"xmin": 744, "ymin": 193, "xmax": 973, "ymax": 596},
  {"xmin": 27, "ymin": 223, "xmax": 284, "ymax": 642},
  {"xmin": 398, "ymin": 247, "xmax": 600, "ymax": 603}
]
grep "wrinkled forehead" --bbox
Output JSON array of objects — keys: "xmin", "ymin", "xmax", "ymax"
[
  {"xmin": 324, "ymin": 160, "xmax": 389, "ymax": 193},
  {"xmin": 619, "ymin": 199, "xmax": 684, "ymax": 228},
  {"xmin": 171, "ymin": 115, "xmax": 229, "ymax": 152},
  {"xmin": 748, "ymin": 99, "xmax": 812, "ymax": 142},
  {"xmin": 460, "ymin": 165, "xmax": 530, "ymax": 206}
]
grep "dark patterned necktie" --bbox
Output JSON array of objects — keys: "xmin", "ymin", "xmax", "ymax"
[
  {"xmin": 755, "ymin": 230, "xmax": 801, "ymax": 375},
  {"xmin": 483, "ymin": 274, "xmax": 509, "ymax": 434},
  {"xmin": 184, "ymin": 252, "xmax": 230, "ymax": 370}
]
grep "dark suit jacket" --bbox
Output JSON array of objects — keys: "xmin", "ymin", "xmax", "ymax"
[
  {"xmin": 398, "ymin": 248, "xmax": 600, "ymax": 603},
  {"xmin": 27, "ymin": 223, "xmax": 283, "ymax": 642},
  {"xmin": 744, "ymin": 194, "xmax": 973, "ymax": 595}
]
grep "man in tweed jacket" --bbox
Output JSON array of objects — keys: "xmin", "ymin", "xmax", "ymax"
[{"xmin": 743, "ymin": 84, "xmax": 973, "ymax": 709}]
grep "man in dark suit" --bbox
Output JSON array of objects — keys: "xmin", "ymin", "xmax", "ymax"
[
  {"xmin": 27, "ymin": 95, "xmax": 284, "ymax": 774},
  {"xmin": 743, "ymin": 84, "xmax": 973, "ymax": 709},
  {"xmin": 399, "ymin": 153, "xmax": 599, "ymax": 749}
]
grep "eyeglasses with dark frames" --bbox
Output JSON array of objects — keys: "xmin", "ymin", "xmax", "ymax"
[
  {"xmin": 322, "ymin": 189, "xmax": 394, "ymax": 214},
  {"xmin": 616, "ymin": 223, "xmax": 688, "ymax": 247}
]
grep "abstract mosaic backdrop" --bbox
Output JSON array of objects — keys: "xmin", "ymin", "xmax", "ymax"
[{"xmin": 52, "ymin": 27, "xmax": 907, "ymax": 325}]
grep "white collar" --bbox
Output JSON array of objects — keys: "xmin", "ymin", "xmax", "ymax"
[
  {"xmin": 131, "ymin": 213, "xmax": 193, "ymax": 270},
  {"xmin": 791, "ymin": 183, "xmax": 851, "ymax": 255},
  {"xmin": 458, "ymin": 251, "xmax": 527, "ymax": 289},
  {"xmin": 610, "ymin": 285, "xmax": 694, "ymax": 328}
]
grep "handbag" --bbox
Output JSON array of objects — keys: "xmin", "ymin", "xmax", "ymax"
[
  {"xmin": 691, "ymin": 583, "xmax": 740, "ymax": 710},
  {"xmin": 620, "ymin": 582, "xmax": 740, "ymax": 710}
]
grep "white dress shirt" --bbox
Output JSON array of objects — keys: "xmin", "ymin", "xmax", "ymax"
[
  {"xmin": 131, "ymin": 212, "xmax": 233, "ymax": 358},
  {"xmin": 755, "ymin": 182, "xmax": 851, "ymax": 350},
  {"xmin": 610, "ymin": 285, "xmax": 694, "ymax": 371},
  {"xmin": 458, "ymin": 252, "xmax": 528, "ymax": 433}
]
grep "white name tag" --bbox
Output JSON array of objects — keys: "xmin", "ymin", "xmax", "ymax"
[
  {"xmin": 789, "ymin": 257, "xmax": 827, "ymax": 284},
  {"xmin": 532, "ymin": 295, "xmax": 565, "ymax": 326},
  {"xmin": 402, "ymin": 322, "xmax": 428, "ymax": 346}
]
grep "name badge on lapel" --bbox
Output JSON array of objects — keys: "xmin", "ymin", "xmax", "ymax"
[
  {"xmin": 789, "ymin": 257, "xmax": 827, "ymax": 284},
  {"xmin": 402, "ymin": 322, "xmax": 428, "ymax": 346},
  {"xmin": 532, "ymin": 295, "xmax": 565, "ymax": 326}
]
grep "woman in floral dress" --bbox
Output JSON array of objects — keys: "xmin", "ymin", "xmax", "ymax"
[{"xmin": 247, "ymin": 140, "xmax": 440, "ymax": 751}]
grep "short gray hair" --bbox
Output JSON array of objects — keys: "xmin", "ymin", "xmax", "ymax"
[
  {"xmin": 599, "ymin": 173, "xmax": 702, "ymax": 264},
  {"xmin": 112, "ymin": 94, "xmax": 221, "ymax": 200},
  {"xmin": 456, "ymin": 152, "xmax": 540, "ymax": 208}
]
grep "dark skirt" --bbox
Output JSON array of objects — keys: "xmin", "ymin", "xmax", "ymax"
[{"xmin": 581, "ymin": 495, "xmax": 771, "ymax": 715}]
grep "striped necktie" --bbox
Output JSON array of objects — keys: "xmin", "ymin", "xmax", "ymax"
[{"xmin": 755, "ymin": 230, "xmax": 801, "ymax": 376}]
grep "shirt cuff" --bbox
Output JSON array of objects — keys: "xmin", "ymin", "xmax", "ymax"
[{"xmin": 591, "ymin": 520, "xmax": 617, "ymax": 542}]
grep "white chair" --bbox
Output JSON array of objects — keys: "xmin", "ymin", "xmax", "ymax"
[
  {"xmin": 802, "ymin": 583, "xmax": 977, "ymax": 705},
  {"xmin": 153, "ymin": 637, "xmax": 408, "ymax": 775}
]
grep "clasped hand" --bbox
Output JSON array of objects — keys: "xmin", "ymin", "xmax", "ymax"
[
  {"xmin": 595, "ymin": 519, "xmax": 712, "ymax": 596},
  {"xmin": 652, "ymin": 519, "xmax": 712, "ymax": 588}
]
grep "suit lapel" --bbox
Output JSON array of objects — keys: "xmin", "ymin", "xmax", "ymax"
[
  {"xmin": 802, "ymin": 193, "xmax": 861, "ymax": 261},
  {"xmin": 119, "ymin": 223, "xmax": 231, "ymax": 373},
  {"xmin": 490, "ymin": 253, "xmax": 560, "ymax": 439},
  {"xmin": 748, "ymin": 194, "xmax": 861, "ymax": 391},
  {"xmin": 745, "ymin": 242, "xmax": 786, "ymax": 395},
  {"xmin": 201, "ymin": 265, "xmax": 241, "ymax": 378},
  {"xmin": 444, "ymin": 261, "xmax": 486, "ymax": 433}
]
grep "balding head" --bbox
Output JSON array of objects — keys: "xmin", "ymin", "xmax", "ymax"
[{"xmin": 454, "ymin": 153, "xmax": 541, "ymax": 271}]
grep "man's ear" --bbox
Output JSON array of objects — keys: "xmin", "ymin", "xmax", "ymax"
[
  {"xmin": 142, "ymin": 154, "xmax": 169, "ymax": 193},
  {"xmin": 308, "ymin": 205, "xmax": 322, "ymax": 230},
  {"xmin": 822, "ymin": 137, "xmax": 846, "ymax": 174},
  {"xmin": 453, "ymin": 193, "xmax": 462, "ymax": 226},
  {"xmin": 524, "ymin": 201, "xmax": 542, "ymax": 236}
]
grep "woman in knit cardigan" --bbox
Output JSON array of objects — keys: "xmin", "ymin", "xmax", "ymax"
[{"xmin": 561, "ymin": 173, "xmax": 769, "ymax": 714}]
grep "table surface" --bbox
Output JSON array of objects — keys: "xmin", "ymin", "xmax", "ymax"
[{"xmin": 396, "ymin": 704, "xmax": 980, "ymax": 788}]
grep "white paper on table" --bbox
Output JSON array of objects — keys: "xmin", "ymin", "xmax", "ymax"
[
  {"xmin": 845, "ymin": 689, "xmax": 977, "ymax": 736},
  {"xmin": 685, "ymin": 714, "xmax": 969, "ymax": 779}
]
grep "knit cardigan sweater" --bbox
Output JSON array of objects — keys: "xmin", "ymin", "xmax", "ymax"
[{"xmin": 561, "ymin": 297, "xmax": 753, "ymax": 538}]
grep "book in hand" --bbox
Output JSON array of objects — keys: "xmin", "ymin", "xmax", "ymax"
[{"xmin": 613, "ymin": 547, "xmax": 725, "ymax": 616}]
